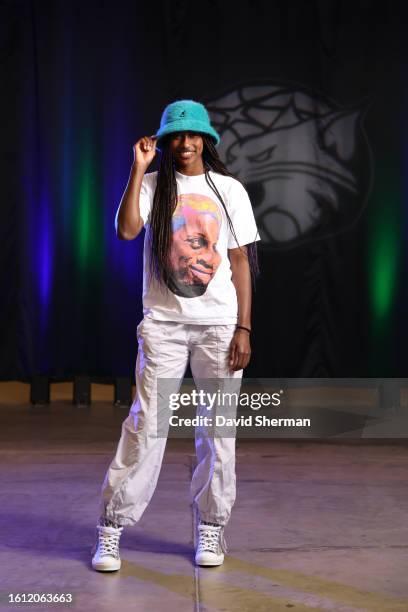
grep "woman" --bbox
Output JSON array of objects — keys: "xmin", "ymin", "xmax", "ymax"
[{"xmin": 92, "ymin": 99, "xmax": 260, "ymax": 571}]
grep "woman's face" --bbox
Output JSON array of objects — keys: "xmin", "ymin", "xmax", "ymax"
[{"xmin": 169, "ymin": 132, "xmax": 204, "ymax": 171}]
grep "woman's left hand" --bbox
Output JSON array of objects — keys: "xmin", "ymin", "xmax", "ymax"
[{"xmin": 229, "ymin": 329, "xmax": 251, "ymax": 371}]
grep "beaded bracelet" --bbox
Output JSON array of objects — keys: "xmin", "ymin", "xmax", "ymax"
[{"xmin": 235, "ymin": 325, "xmax": 251, "ymax": 334}]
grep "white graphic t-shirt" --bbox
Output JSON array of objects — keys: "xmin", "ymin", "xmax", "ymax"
[{"xmin": 138, "ymin": 169, "xmax": 261, "ymax": 324}]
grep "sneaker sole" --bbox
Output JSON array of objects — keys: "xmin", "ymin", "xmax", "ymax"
[
  {"xmin": 92, "ymin": 559, "xmax": 121, "ymax": 572},
  {"xmin": 195, "ymin": 554, "xmax": 224, "ymax": 567}
]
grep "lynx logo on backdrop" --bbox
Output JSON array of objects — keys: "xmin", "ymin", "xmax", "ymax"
[{"xmin": 206, "ymin": 84, "xmax": 373, "ymax": 249}]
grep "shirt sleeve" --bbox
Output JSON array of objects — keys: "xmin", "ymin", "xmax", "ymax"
[
  {"xmin": 227, "ymin": 179, "xmax": 261, "ymax": 249},
  {"xmin": 138, "ymin": 172, "xmax": 154, "ymax": 225}
]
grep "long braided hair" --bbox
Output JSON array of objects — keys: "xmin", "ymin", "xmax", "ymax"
[{"xmin": 148, "ymin": 133, "xmax": 260, "ymax": 294}]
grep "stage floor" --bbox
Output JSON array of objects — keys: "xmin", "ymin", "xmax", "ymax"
[{"xmin": 0, "ymin": 394, "xmax": 407, "ymax": 611}]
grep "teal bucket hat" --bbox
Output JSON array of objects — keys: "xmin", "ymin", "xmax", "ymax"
[{"xmin": 155, "ymin": 99, "xmax": 220, "ymax": 146}]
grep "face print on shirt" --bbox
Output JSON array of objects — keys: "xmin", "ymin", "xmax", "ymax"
[{"xmin": 166, "ymin": 193, "xmax": 222, "ymax": 298}]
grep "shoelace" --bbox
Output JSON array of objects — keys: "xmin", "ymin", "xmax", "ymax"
[
  {"xmin": 197, "ymin": 524, "xmax": 228, "ymax": 554},
  {"xmin": 96, "ymin": 525, "xmax": 123, "ymax": 558}
]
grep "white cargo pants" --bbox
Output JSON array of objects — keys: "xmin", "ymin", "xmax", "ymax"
[{"xmin": 99, "ymin": 317, "xmax": 243, "ymax": 527}]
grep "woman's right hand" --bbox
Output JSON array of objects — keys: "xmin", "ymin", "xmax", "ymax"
[{"xmin": 133, "ymin": 135, "xmax": 158, "ymax": 168}]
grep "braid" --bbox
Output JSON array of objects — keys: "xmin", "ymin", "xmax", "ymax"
[
  {"xmin": 147, "ymin": 136, "xmax": 177, "ymax": 295},
  {"xmin": 148, "ymin": 134, "xmax": 260, "ymax": 290},
  {"xmin": 202, "ymin": 135, "xmax": 260, "ymax": 288}
]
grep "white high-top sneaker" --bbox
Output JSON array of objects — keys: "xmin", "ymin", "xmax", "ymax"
[
  {"xmin": 91, "ymin": 523, "xmax": 124, "ymax": 572},
  {"xmin": 195, "ymin": 522, "xmax": 227, "ymax": 566}
]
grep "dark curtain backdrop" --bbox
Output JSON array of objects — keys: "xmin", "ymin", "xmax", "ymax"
[{"xmin": 1, "ymin": 0, "xmax": 406, "ymax": 382}]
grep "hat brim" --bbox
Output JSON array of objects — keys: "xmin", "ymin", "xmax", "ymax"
[{"xmin": 155, "ymin": 119, "xmax": 220, "ymax": 146}]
